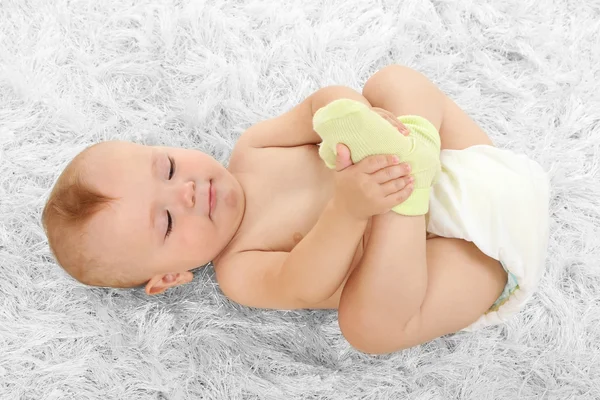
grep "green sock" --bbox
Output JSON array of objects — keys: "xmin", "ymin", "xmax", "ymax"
[{"xmin": 313, "ymin": 98, "xmax": 441, "ymax": 216}]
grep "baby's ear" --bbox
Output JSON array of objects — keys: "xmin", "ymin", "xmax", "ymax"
[{"xmin": 144, "ymin": 272, "xmax": 194, "ymax": 295}]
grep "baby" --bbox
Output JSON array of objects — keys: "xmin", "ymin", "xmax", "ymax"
[{"xmin": 42, "ymin": 65, "xmax": 550, "ymax": 354}]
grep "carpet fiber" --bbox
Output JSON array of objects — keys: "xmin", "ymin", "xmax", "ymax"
[{"xmin": 1, "ymin": 0, "xmax": 599, "ymax": 398}]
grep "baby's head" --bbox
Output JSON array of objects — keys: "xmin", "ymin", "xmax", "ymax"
[{"xmin": 42, "ymin": 140, "xmax": 245, "ymax": 295}]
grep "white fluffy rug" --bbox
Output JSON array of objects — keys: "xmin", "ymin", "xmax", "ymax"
[{"xmin": 1, "ymin": 0, "xmax": 599, "ymax": 398}]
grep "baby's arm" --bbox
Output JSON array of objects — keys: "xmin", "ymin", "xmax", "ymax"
[
  {"xmin": 220, "ymin": 150, "xmax": 409, "ymax": 309},
  {"xmin": 216, "ymin": 200, "xmax": 369, "ymax": 309},
  {"xmin": 221, "ymin": 89, "xmax": 397, "ymax": 308},
  {"xmin": 281, "ymin": 199, "xmax": 368, "ymax": 304},
  {"xmin": 237, "ymin": 86, "xmax": 370, "ymax": 149}
]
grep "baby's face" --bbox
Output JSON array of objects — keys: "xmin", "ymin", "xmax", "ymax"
[{"xmin": 83, "ymin": 141, "xmax": 245, "ymax": 283}]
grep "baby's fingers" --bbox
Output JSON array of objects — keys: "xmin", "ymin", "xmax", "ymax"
[
  {"xmin": 381, "ymin": 176, "xmax": 413, "ymax": 196},
  {"xmin": 373, "ymin": 107, "xmax": 410, "ymax": 136},
  {"xmin": 385, "ymin": 181, "xmax": 414, "ymax": 207},
  {"xmin": 397, "ymin": 121, "xmax": 410, "ymax": 136},
  {"xmin": 389, "ymin": 117, "xmax": 410, "ymax": 136},
  {"xmin": 386, "ymin": 115, "xmax": 409, "ymax": 136},
  {"xmin": 360, "ymin": 154, "xmax": 400, "ymax": 174},
  {"xmin": 372, "ymin": 163, "xmax": 411, "ymax": 183}
]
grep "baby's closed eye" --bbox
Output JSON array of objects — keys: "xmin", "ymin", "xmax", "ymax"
[{"xmin": 168, "ymin": 156, "xmax": 176, "ymax": 179}]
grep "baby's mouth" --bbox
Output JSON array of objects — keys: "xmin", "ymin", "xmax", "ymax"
[{"xmin": 208, "ymin": 179, "xmax": 213, "ymax": 219}]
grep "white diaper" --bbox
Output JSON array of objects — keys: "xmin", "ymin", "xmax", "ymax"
[{"xmin": 426, "ymin": 145, "xmax": 550, "ymax": 331}]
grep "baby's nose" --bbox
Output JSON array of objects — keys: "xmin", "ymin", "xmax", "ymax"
[{"xmin": 181, "ymin": 180, "xmax": 195, "ymax": 208}]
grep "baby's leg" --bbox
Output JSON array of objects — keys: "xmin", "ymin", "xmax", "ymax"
[
  {"xmin": 341, "ymin": 230, "xmax": 506, "ymax": 353},
  {"xmin": 362, "ymin": 65, "xmax": 494, "ymax": 150},
  {"xmin": 337, "ymin": 65, "xmax": 506, "ymax": 354}
]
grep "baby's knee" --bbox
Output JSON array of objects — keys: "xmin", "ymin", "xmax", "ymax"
[
  {"xmin": 366, "ymin": 65, "xmax": 414, "ymax": 83},
  {"xmin": 363, "ymin": 65, "xmax": 418, "ymax": 97}
]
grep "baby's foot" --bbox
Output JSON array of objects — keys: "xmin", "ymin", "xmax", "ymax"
[{"xmin": 314, "ymin": 99, "xmax": 441, "ymax": 215}]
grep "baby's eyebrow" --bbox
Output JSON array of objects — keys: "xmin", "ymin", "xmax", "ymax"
[{"xmin": 149, "ymin": 151, "xmax": 158, "ymax": 233}]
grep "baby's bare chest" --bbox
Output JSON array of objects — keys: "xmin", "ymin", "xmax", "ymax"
[{"xmin": 231, "ymin": 145, "xmax": 336, "ymax": 252}]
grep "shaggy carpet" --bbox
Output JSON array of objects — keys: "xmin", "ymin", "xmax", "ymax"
[{"xmin": 1, "ymin": 0, "xmax": 599, "ymax": 398}]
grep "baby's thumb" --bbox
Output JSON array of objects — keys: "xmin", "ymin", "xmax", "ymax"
[{"xmin": 335, "ymin": 143, "xmax": 353, "ymax": 171}]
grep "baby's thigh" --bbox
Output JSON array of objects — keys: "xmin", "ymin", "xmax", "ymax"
[
  {"xmin": 362, "ymin": 65, "xmax": 445, "ymax": 131},
  {"xmin": 404, "ymin": 237, "xmax": 508, "ymax": 345},
  {"xmin": 362, "ymin": 65, "xmax": 493, "ymax": 151}
]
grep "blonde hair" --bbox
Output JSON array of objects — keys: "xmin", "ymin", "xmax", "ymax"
[{"xmin": 42, "ymin": 144, "xmax": 147, "ymax": 288}]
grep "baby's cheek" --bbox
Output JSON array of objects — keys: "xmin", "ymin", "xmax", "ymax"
[
  {"xmin": 179, "ymin": 227, "xmax": 198, "ymax": 249},
  {"xmin": 179, "ymin": 222, "xmax": 210, "ymax": 253},
  {"xmin": 223, "ymin": 188, "xmax": 238, "ymax": 208}
]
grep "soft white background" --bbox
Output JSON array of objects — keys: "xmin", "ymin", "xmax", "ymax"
[{"xmin": 1, "ymin": 0, "xmax": 599, "ymax": 398}]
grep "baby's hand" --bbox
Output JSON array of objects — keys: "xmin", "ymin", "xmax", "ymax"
[
  {"xmin": 332, "ymin": 144, "xmax": 414, "ymax": 221},
  {"xmin": 372, "ymin": 107, "xmax": 410, "ymax": 136}
]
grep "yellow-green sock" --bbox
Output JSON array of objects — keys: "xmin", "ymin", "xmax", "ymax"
[{"xmin": 313, "ymin": 98, "xmax": 441, "ymax": 216}]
